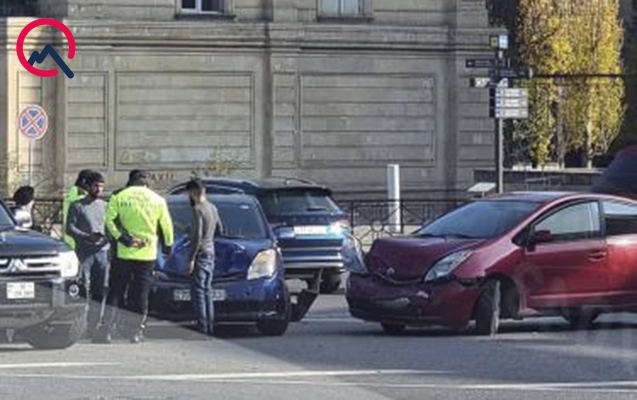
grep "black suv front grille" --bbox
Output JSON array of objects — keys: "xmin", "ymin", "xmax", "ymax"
[{"xmin": 0, "ymin": 255, "xmax": 61, "ymax": 278}]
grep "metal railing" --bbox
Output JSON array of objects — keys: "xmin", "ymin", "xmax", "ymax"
[
  {"xmin": 3, "ymin": 197, "xmax": 468, "ymax": 243},
  {"xmin": 337, "ymin": 198, "xmax": 467, "ymax": 247}
]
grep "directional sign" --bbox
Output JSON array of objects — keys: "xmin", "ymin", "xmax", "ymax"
[
  {"xmin": 492, "ymin": 97, "xmax": 529, "ymax": 108},
  {"xmin": 490, "ymin": 108, "xmax": 529, "ymax": 119},
  {"xmin": 18, "ymin": 105, "xmax": 48, "ymax": 140},
  {"xmin": 466, "ymin": 58, "xmax": 506, "ymax": 69},
  {"xmin": 491, "ymin": 88, "xmax": 529, "ymax": 98},
  {"xmin": 470, "ymin": 77, "xmax": 511, "ymax": 89},
  {"xmin": 490, "ymin": 67, "xmax": 533, "ymax": 80}
]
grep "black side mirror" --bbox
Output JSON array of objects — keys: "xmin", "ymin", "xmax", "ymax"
[{"xmin": 528, "ymin": 229, "xmax": 553, "ymax": 250}]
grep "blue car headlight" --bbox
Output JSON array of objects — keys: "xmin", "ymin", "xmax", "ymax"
[{"xmin": 247, "ymin": 249, "xmax": 277, "ymax": 280}]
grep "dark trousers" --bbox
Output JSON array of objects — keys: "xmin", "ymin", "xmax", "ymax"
[
  {"xmin": 78, "ymin": 250, "xmax": 110, "ymax": 334},
  {"xmin": 191, "ymin": 252, "xmax": 215, "ymax": 334},
  {"xmin": 102, "ymin": 258, "xmax": 154, "ymax": 336}
]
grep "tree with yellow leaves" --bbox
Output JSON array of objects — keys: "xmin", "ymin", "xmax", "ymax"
[{"xmin": 513, "ymin": 0, "xmax": 624, "ymax": 167}]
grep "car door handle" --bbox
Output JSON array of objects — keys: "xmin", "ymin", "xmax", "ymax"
[{"xmin": 588, "ymin": 250, "xmax": 607, "ymax": 261}]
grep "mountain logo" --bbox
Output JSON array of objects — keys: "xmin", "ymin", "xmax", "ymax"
[{"xmin": 16, "ymin": 18, "xmax": 75, "ymax": 79}]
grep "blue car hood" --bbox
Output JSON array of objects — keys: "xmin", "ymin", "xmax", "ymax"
[{"xmin": 157, "ymin": 235, "xmax": 274, "ymax": 281}]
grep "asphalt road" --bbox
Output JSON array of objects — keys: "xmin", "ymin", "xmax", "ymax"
[{"xmin": 2, "ymin": 295, "xmax": 637, "ymax": 400}]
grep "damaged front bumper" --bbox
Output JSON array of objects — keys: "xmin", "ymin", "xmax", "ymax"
[{"xmin": 346, "ymin": 273, "xmax": 483, "ymax": 330}]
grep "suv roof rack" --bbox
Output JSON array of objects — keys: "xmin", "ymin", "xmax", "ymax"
[{"xmin": 269, "ymin": 176, "xmax": 318, "ymax": 186}]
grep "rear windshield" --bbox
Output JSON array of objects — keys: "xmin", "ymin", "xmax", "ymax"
[
  {"xmin": 257, "ymin": 189, "xmax": 340, "ymax": 216},
  {"xmin": 0, "ymin": 203, "xmax": 14, "ymax": 230},
  {"xmin": 415, "ymin": 200, "xmax": 540, "ymax": 239},
  {"xmin": 169, "ymin": 200, "xmax": 268, "ymax": 240}
]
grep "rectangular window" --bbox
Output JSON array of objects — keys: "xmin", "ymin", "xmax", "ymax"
[
  {"xmin": 320, "ymin": 0, "xmax": 363, "ymax": 17},
  {"xmin": 181, "ymin": 0, "xmax": 224, "ymax": 13}
]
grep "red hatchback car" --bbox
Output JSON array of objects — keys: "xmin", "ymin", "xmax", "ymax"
[{"xmin": 346, "ymin": 192, "xmax": 637, "ymax": 335}]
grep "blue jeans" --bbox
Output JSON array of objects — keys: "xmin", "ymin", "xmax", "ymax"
[
  {"xmin": 78, "ymin": 249, "xmax": 110, "ymax": 333},
  {"xmin": 190, "ymin": 252, "xmax": 215, "ymax": 334}
]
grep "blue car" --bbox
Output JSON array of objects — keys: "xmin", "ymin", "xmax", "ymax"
[
  {"xmin": 148, "ymin": 194, "xmax": 291, "ymax": 336},
  {"xmin": 168, "ymin": 177, "xmax": 350, "ymax": 295}
]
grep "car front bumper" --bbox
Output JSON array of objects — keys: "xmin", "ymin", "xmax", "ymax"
[
  {"xmin": 346, "ymin": 274, "xmax": 482, "ymax": 330},
  {"xmin": 149, "ymin": 274, "xmax": 289, "ymax": 323},
  {"xmin": 0, "ymin": 277, "xmax": 87, "ymax": 329}
]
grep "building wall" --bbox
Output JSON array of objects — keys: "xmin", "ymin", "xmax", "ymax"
[{"xmin": 0, "ymin": 0, "xmax": 499, "ymax": 197}]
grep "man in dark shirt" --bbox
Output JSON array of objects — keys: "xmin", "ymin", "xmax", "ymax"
[
  {"xmin": 186, "ymin": 179, "xmax": 222, "ymax": 335},
  {"xmin": 66, "ymin": 172, "xmax": 110, "ymax": 341}
]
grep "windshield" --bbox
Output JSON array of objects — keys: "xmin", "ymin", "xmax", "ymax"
[
  {"xmin": 258, "ymin": 189, "xmax": 340, "ymax": 216},
  {"xmin": 169, "ymin": 200, "xmax": 268, "ymax": 240},
  {"xmin": 415, "ymin": 200, "xmax": 540, "ymax": 239},
  {"xmin": 0, "ymin": 202, "xmax": 15, "ymax": 230}
]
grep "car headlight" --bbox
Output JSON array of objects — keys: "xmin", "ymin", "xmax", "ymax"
[
  {"xmin": 58, "ymin": 251, "xmax": 80, "ymax": 278},
  {"xmin": 342, "ymin": 235, "xmax": 368, "ymax": 276},
  {"xmin": 247, "ymin": 249, "xmax": 277, "ymax": 280},
  {"xmin": 423, "ymin": 251, "xmax": 473, "ymax": 283},
  {"xmin": 329, "ymin": 220, "xmax": 350, "ymax": 235}
]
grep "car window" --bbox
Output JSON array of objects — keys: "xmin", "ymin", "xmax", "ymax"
[
  {"xmin": 415, "ymin": 200, "xmax": 539, "ymax": 239},
  {"xmin": 602, "ymin": 200, "xmax": 637, "ymax": 236},
  {"xmin": 257, "ymin": 189, "xmax": 340, "ymax": 216},
  {"xmin": 0, "ymin": 202, "xmax": 14, "ymax": 229},
  {"xmin": 168, "ymin": 201, "xmax": 268, "ymax": 239},
  {"xmin": 535, "ymin": 202, "xmax": 601, "ymax": 242}
]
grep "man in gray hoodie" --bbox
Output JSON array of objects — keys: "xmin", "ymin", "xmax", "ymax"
[{"xmin": 66, "ymin": 171, "xmax": 110, "ymax": 341}]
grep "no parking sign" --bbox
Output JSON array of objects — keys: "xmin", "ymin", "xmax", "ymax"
[{"xmin": 19, "ymin": 105, "xmax": 49, "ymax": 140}]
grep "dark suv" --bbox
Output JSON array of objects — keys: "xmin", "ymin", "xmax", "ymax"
[
  {"xmin": 0, "ymin": 200, "xmax": 86, "ymax": 349},
  {"xmin": 168, "ymin": 177, "xmax": 349, "ymax": 294},
  {"xmin": 593, "ymin": 144, "xmax": 637, "ymax": 200}
]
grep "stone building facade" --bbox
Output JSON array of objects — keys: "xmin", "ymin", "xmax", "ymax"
[{"xmin": 0, "ymin": 0, "xmax": 500, "ymax": 197}]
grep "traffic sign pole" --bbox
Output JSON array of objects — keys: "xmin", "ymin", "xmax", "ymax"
[
  {"xmin": 495, "ymin": 50, "xmax": 505, "ymax": 194},
  {"xmin": 18, "ymin": 105, "xmax": 49, "ymax": 186},
  {"xmin": 466, "ymin": 35, "xmax": 532, "ymax": 194}
]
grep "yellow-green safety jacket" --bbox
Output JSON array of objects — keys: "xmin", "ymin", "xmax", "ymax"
[{"xmin": 106, "ymin": 186, "xmax": 174, "ymax": 261}]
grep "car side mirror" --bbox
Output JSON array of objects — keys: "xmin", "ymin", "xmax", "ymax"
[{"xmin": 530, "ymin": 230, "xmax": 553, "ymax": 246}]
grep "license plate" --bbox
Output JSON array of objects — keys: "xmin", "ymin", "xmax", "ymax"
[
  {"xmin": 293, "ymin": 226, "xmax": 327, "ymax": 235},
  {"xmin": 173, "ymin": 289, "xmax": 226, "ymax": 302},
  {"xmin": 7, "ymin": 282, "xmax": 35, "ymax": 300}
]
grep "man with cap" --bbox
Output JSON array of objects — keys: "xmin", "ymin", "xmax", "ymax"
[
  {"xmin": 65, "ymin": 171, "xmax": 110, "ymax": 341},
  {"xmin": 98, "ymin": 170, "xmax": 174, "ymax": 343},
  {"xmin": 63, "ymin": 169, "xmax": 93, "ymax": 250}
]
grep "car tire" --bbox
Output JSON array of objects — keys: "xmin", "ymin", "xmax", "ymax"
[
  {"xmin": 256, "ymin": 315, "xmax": 290, "ymax": 336},
  {"xmin": 563, "ymin": 309, "xmax": 599, "ymax": 329},
  {"xmin": 257, "ymin": 284, "xmax": 291, "ymax": 336},
  {"xmin": 474, "ymin": 279, "xmax": 501, "ymax": 336},
  {"xmin": 381, "ymin": 323, "xmax": 406, "ymax": 335},
  {"xmin": 22, "ymin": 313, "xmax": 86, "ymax": 350}
]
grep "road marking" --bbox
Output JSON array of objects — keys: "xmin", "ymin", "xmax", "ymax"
[
  {"xmin": 131, "ymin": 369, "xmax": 444, "ymax": 381},
  {"xmin": 0, "ymin": 366, "xmax": 635, "ymax": 393},
  {"xmin": 0, "ymin": 362, "xmax": 119, "ymax": 369},
  {"xmin": 0, "ymin": 369, "xmax": 443, "ymax": 381}
]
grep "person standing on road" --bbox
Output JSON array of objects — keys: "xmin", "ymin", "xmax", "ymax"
[
  {"xmin": 63, "ymin": 169, "xmax": 93, "ymax": 250},
  {"xmin": 65, "ymin": 172, "xmax": 110, "ymax": 341},
  {"xmin": 98, "ymin": 170, "xmax": 174, "ymax": 344},
  {"xmin": 186, "ymin": 179, "xmax": 222, "ymax": 335},
  {"xmin": 11, "ymin": 186, "xmax": 35, "ymax": 229}
]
